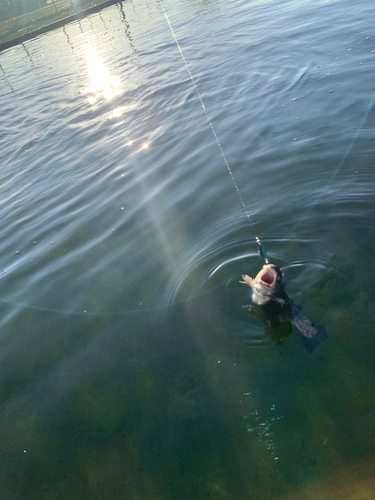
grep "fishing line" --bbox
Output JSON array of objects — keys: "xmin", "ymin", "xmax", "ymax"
[
  {"xmin": 0, "ymin": 283, "xmax": 222, "ymax": 317},
  {"xmin": 160, "ymin": 1, "xmax": 375, "ymax": 261},
  {"xmin": 159, "ymin": 1, "xmax": 269, "ymax": 264},
  {"xmin": 292, "ymin": 90, "xmax": 375, "ymax": 233},
  {"xmin": 325, "ymin": 92, "xmax": 375, "ymax": 188}
]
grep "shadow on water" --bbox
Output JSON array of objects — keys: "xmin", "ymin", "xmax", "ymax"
[
  {"xmin": 1, "ymin": 227, "xmax": 375, "ymax": 499},
  {"xmin": 2, "ymin": 212, "xmax": 375, "ymax": 498},
  {"xmin": 0, "ymin": 302, "xmax": 278, "ymax": 499}
]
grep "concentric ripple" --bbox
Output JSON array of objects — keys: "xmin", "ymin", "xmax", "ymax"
[{"xmin": 161, "ymin": 211, "xmax": 335, "ymax": 349}]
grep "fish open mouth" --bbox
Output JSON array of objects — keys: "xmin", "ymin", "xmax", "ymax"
[{"xmin": 259, "ymin": 266, "xmax": 277, "ymax": 286}]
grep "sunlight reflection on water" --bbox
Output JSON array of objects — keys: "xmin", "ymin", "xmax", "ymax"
[
  {"xmin": 80, "ymin": 35, "xmax": 122, "ymax": 104},
  {"xmin": 0, "ymin": 0, "xmax": 375, "ymax": 498}
]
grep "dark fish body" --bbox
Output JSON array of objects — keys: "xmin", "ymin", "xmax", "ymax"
[
  {"xmin": 240, "ymin": 264, "xmax": 327, "ymax": 352},
  {"xmin": 289, "ymin": 302, "xmax": 327, "ymax": 353}
]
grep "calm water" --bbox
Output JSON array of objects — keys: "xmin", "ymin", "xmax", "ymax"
[{"xmin": 1, "ymin": 0, "xmax": 375, "ymax": 498}]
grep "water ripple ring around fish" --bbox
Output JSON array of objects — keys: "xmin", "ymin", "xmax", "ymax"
[{"xmin": 0, "ymin": 210, "xmax": 335, "ymax": 319}]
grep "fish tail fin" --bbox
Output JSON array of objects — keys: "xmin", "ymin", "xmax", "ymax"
[{"xmin": 299, "ymin": 326, "xmax": 328, "ymax": 353}]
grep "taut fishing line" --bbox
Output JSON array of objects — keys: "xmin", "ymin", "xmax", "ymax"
[
  {"xmin": 292, "ymin": 90, "xmax": 375, "ymax": 233},
  {"xmin": 159, "ymin": 1, "xmax": 269, "ymax": 264},
  {"xmin": 160, "ymin": 1, "xmax": 375, "ymax": 264}
]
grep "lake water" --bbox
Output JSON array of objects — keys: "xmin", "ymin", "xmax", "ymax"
[{"xmin": 1, "ymin": 0, "xmax": 375, "ymax": 498}]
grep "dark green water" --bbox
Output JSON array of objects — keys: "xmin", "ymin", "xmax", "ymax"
[{"xmin": 1, "ymin": 0, "xmax": 375, "ymax": 498}]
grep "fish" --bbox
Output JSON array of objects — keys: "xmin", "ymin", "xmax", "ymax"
[
  {"xmin": 240, "ymin": 264, "xmax": 327, "ymax": 352},
  {"xmin": 240, "ymin": 264, "xmax": 283, "ymax": 306}
]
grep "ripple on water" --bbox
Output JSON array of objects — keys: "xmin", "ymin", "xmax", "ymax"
[{"xmin": 161, "ymin": 213, "xmax": 335, "ymax": 350}]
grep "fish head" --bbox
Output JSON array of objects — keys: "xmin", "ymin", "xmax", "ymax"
[{"xmin": 252, "ymin": 264, "xmax": 283, "ymax": 305}]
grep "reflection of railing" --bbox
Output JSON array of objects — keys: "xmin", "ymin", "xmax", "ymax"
[{"xmin": 0, "ymin": 0, "xmax": 119, "ymax": 49}]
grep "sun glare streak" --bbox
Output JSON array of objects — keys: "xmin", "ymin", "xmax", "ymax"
[{"xmin": 80, "ymin": 36, "xmax": 122, "ymax": 104}]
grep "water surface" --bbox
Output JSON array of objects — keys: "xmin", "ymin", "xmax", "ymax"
[{"xmin": 1, "ymin": 0, "xmax": 375, "ymax": 498}]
